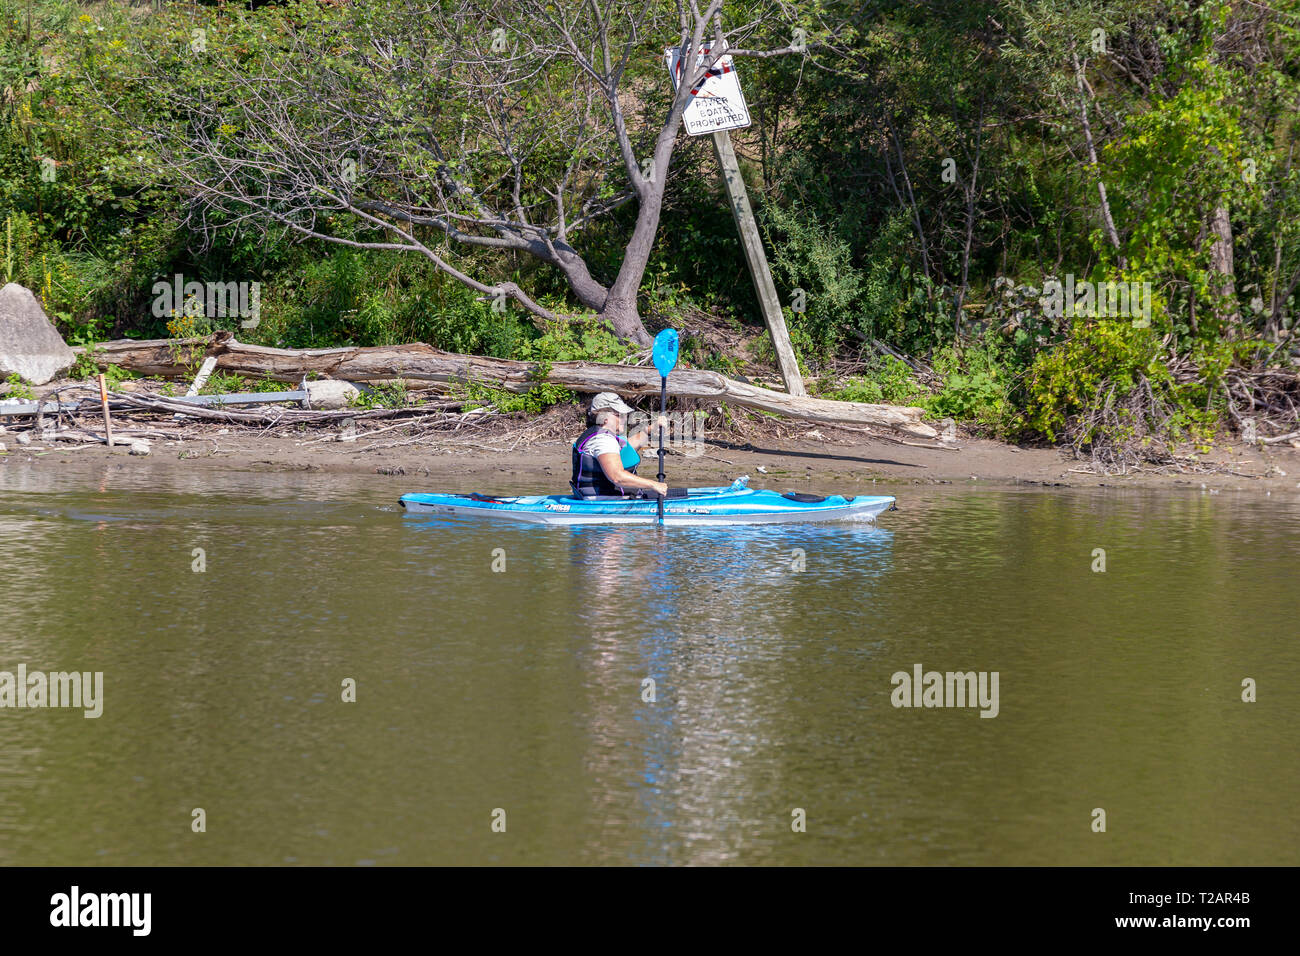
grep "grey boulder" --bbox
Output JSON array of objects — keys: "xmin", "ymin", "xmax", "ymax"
[
  {"xmin": 304, "ymin": 379, "xmax": 361, "ymax": 409},
  {"xmin": 0, "ymin": 283, "xmax": 76, "ymax": 385}
]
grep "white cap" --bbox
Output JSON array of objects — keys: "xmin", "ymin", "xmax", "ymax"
[{"xmin": 590, "ymin": 392, "xmax": 634, "ymax": 414}]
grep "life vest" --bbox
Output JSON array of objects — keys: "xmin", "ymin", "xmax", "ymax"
[{"xmin": 571, "ymin": 426, "xmax": 635, "ymax": 497}]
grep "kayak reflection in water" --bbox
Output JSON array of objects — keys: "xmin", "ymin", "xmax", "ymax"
[{"xmin": 571, "ymin": 392, "xmax": 669, "ymax": 499}]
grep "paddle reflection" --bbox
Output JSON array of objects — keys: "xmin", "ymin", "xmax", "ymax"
[{"xmin": 566, "ymin": 523, "xmax": 893, "ymax": 863}]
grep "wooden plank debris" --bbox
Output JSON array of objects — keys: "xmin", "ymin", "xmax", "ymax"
[{"xmin": 171, "ymin": 391, "xmax": 308, "ymax": 407}]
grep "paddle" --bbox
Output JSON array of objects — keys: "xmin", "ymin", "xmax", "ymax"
[{"xmin": 651, "ymin": 328, "xmax": 680, "ymax": 526}]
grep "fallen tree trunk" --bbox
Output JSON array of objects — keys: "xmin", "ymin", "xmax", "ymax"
[
  {"xmin": 100, "ymin": 390, "xmax": 467, "ymax": 426},
  {"xmin": 79, "ymin": 332, "xmax": 938, "ymax": 438}
]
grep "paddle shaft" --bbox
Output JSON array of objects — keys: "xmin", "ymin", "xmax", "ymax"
[
  {"xmin": 649, "ymin": 327, "xmax": 679, "ymax": 527},
  {"xmin": 657, "ymin": 375, "xmax": 666, "ymax": 524}
]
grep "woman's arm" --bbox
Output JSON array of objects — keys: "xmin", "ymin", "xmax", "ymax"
[
  {"xmin": 597, "ymin": 452, "xmax": 667, "ymax": 496},
  {"xmin": 629, "ymin": 415, "xmax": 669, "ymax": 451}
]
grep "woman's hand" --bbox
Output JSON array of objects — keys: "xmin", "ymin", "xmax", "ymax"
[{"xmin": 630, "ymin": 416, "xmax": 669, "ymax": 450}]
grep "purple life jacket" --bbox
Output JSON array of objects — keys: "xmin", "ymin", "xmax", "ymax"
[{"xmin": 571, "ymin": 426, "xmax": 633, "ymax": 497}]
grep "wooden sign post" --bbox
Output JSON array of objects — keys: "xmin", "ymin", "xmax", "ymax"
[
  {"xmin": 665, "ymin": 43, "xmax": 806, "ymax": 397},
  {"xmin": 710, "ymin": 129, "xmax": 805, "ymax": 396}
]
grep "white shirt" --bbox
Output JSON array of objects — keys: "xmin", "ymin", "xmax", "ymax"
[{"xmin": 579, "ymin": 430, "xmax": 623, "ymax": 460}]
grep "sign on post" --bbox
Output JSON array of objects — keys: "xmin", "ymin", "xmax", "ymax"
[
  {"xmin": 660, "ymin": 38, "xmax": 806, "ymax": 396},
  {"xmin": 663, "ymin": 41, "xmax": 751, "ymax": 136}
]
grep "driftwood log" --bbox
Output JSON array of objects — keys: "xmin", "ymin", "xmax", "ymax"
[{"xmin": 78, "ymin": 332, "xmax": 938, "ymax": 438}]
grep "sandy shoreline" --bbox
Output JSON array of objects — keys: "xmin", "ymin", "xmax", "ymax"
[{"xmin": 3, "ymin": 420, "xmax": 1297, "ymax": 494}]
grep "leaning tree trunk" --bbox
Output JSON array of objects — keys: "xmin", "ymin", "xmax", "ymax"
[
  {"xmin": 540, "ymin": 227, "xmax": 651, "ymax": 345},
  {"xmin": 592, "ymin": 116, "xmax": 687, "ymax": 348},
  {"xmin": 597, "ymin": 297, "xmax": 653, "ymax": 347},
  {"xmin": 601, "ymin": 191, "xmax": 661, "ymax": 347}
]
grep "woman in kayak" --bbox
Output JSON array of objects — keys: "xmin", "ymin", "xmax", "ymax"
[{"xmin": 571, "ymin": 393, "xmax": 669, "ymax": 499}]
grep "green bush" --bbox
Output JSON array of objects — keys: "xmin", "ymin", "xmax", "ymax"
[
  {"xmin": 831, "ymin": 355, "xmax": 926, "ymax": 406},
  {"xmin": 452, "ymin": 319, "xmax": 639, "ymax": 414},
  {"xmin": 927, "ymin": 336, "xmax": 1015, "ymax": 431},
  {"xmin": 349, "ymin": 380, "xmax": 409, "ymax": 410},
  {"xmin": 103, "ymin": 363, "xmax": 134, "ymax": 389},
  {"xmin": 3, "ymin": 372, "xmax": 35, "ymax": 399},
  {"xmin": 834, "ymin": 339, "xmax": 1014, "ymax": 433},
  {"xmin": 762, "ymin": 201, "xmax": 863, "ymax": 365},
  {"xmin": 512, "ymin": 319, "xmax": 638, "ymax": 366},
  {"xmin": 460, "ymin": 381, "xmax": 571, "ymax": 415},
  {"xmin": 858, "ymin": 213, "xmax": 953, "ymax": 354},
  {"xmin": 1020, "ymin": 319, "xmax": 1232, "ymax": 452}
]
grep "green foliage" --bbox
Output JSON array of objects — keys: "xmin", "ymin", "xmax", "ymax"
[
  {"xmin": 252, "ymin": 247, "xmax": 532, "ymax": 355},
  {"xmin": 1100, "ymin": 43, "xmax": 1257, "ymax": 343},
  {"xmin": 834, "ymin": 335, "xmax": 1018, "ymax": 432},
  {"xmin": 64, "ymin": 313, "xmax": 109, "ymax": 350},
  {"xmin": 1023, "ymin": 321, "xmax": 1150, "ymax": 442},
  {"xmin": 187, "ymin": 372, "xmax": 288, "ymax": 395},
  {"xmin": 762, "ymin": 197, "xmax": 958, "ymax": 360},
  {"xmin": 762, "ymin": 201, "xmax": 862, "ymax": 363},
  {"xmin": 747, "ymin": 320, "xmax": 824, "ymax": 376},
  {"xmin": 858, "ymin": 213, "xmax": 953, "ymax": 353},
  {"xmin": 68, "ymin": 350, "xmax": 96, "ymax": 380},
  {"xmin": 0, "ymin": 2, "xmax": 180, "ymax": 331},
  {"xmin": 3, "ymin": 372, "xmax": 35, "ymax": 399},
  {"xmin": 451, "ymin": 319, "xmax": 636, "ymax": 413},
  {"xmin": 201, "ymin": 371, "xmax": 251, "ymax": 396},
  {"xmin": 512, "ymin": 319, "xmax": 638, "ymax": 366},
  {"xmin": 1020, "ymin": 319, "xmax": 1230, "ymax": 448},
  {"xmin": 928, "ymin": 338, "xmax": 1015, "ymax": 430},
  {"xmin": 460, "ymin": 381, "xmax": 572, "ymax": 415},
  {"xmin": 66, "ymin": 319, "xmax": 108, "ymax": 379},
  {"xmin": 349, "ymin": 380, "xmax": 409, "ymax": 410},
  {"xmin": 680, "ymin": 327, "xmax": 744, "ymax": 376},
  {"xmin": 246, "ymin": 374, "xmax": 289, "ymax": 393},
  {"xmin": 103, "ymin": 363, "xmax": 134, "ymax": 390},
  {"xmin": 635, "ymin": 186, "xmax": 741, "ymax": 327},
  {"xmin": 834, "ymin": 338, "xmax": 1017, "ymax": 433},
  {"xmin": 832, "ymin": 355, "xmax": 926, "ymax": 407}
]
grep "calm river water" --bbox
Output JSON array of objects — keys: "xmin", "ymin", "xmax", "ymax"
[{"xmin": 1, "ymin": 462, "xmax": 1297, "ymax": 865}]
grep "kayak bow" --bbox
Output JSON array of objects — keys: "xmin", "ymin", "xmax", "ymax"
[{"xmin": 399, "ymin": 486, "xmax": 895, "ymax": 526}]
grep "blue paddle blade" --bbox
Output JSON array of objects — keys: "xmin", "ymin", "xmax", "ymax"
[{"xmin": 652, "ymin": 328, "xmax": 679, "ymax": 378}]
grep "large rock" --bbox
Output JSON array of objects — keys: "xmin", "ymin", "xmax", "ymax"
[
  {"xmin": 0, "ymin": 283, "xmax": 76, "ymax": 385},
  {"xmin": 304, "ymin": 379, "xmax": 361, "ymax": 409}
]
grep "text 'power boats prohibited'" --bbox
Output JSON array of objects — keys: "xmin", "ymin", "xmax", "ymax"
[{"xmin": 663, "ymin": 41, "xmax": 751, "ymax": 136}]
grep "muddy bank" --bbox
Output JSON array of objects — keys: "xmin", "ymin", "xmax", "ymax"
[{"xmin": 3, "ymin": 419, "xmax": 1297, "ymax": 494}]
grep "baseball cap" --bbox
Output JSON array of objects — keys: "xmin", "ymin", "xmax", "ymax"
[{"xmin": 590, "ymin": 392, "xmax": 634, "ymax": 414}]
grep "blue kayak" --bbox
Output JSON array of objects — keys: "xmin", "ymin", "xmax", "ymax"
[{"xmin": 399, "ymin": 485, "xmax": 895, "ymax": 526}]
